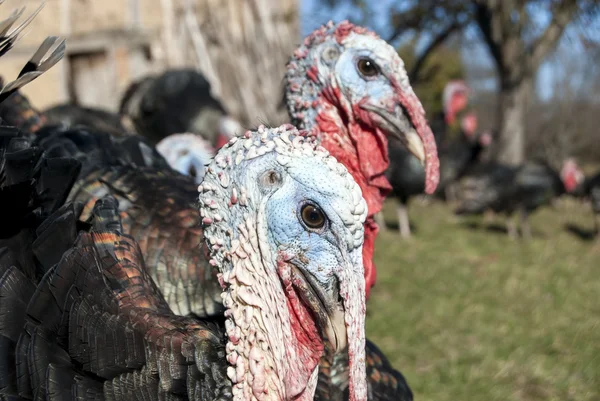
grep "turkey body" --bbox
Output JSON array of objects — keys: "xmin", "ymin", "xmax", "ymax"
[
  {"xmin": 0, "ymin": 130, "xmax": 232, "ymax": 400},
  {"xmin": 435, "ymin": 132, "xmax": 489, "ymax": 201},
  {"xmin": 455, "ymin": 161, "xmax": 567, "ymax": 238},
  {"xmin": 33, "ymin": 124, "xmax": 224, "ymax": 318},
  {"xmin": 385, "ymin": 140, "xmax": 425, "ymax": 238}
]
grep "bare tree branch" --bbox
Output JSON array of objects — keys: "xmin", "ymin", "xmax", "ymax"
[
  {"xmin": 409, "ymin": 20, "xmax": 464, "ymax": 83},
  {"xmin": 386, "ymin": 12, "xmax": 424, "ymax": 43},
  {"xmin": 528, "ymin": 3, "xmax": 580, "ymax": 72}
]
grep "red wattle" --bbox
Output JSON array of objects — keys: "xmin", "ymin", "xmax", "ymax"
[{"xmin": 215, "ymin": 133, "xmax": 231, "ymax": 149}]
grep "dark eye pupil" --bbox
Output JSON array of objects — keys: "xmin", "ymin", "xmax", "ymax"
[
  {"xmin": 309, "ymin": 210, "xmax": 319, "ymax": 221},
  {"xmin": 301, "ymin": 204, "xmax": 325, "ymax": 229}
]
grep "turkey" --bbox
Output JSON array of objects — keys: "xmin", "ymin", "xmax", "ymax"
[
  {"xmin": 383, "ymin": 139, "xmax": 425, "ymax": 238},
  {"xmin": 440, "ymin": 80, "xmax": 478, "ymax": 143},
  {"xmin": 119, "ymin": 69, "xmax": 243, "ymax": 148},
  {"xmin": 435, "ymin": 80, "xmax": 484, "ymax": 202},
  {"xmin": 0, "ymin": 83, "xmax": 49, "ymax": 134},
  {"xmin": 285, "ymin": 21, "xmax": 439, "ymax": 294},
  {"xmin": 454, "ymin": 159, "xmax": 584, "ymax": 238},
  {"xmin": 32, "ymin": 123, "xmax": 223, "ymax": 318},
  {"xmin": 0, "ymin": 121, "xmax": 394, "ymax": 400}
]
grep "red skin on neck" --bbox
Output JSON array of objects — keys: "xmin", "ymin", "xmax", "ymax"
[
  {"xmin": 215, "ymin": 133, "xmax": 231, "ymax": 149},
  {"xmin": 313, "ymin": 93, "xmax": 391, "ymax": 299}
]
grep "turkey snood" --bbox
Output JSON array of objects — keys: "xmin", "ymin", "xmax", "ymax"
[
  {"xmin": 199, "ymin": 124, "xmax": 369, "ymax": 401},
  {"xmin": 285, "ymin": 21, "xmax": 440, "ymax": 296}
]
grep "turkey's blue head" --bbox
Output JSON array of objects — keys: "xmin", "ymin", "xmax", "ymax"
[
  {"xmin": 156, "ymin": 133, "xmax": 215, "ymax": 183},
  {"xmin": 199, "ymin": 124, "xmax": 368, "ymax": 401},
  {"xmin": 285, "ymin": 20, "xmax": 439, "ymax": 194}
]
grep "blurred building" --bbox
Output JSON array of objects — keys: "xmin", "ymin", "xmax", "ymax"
[
  {"xmin": 4, "ymin": 0, "xmax": 298, "ymax": 124},
  {"xmin": 4, "ymin": 0, "xmax": 175, "ymax": 111}
]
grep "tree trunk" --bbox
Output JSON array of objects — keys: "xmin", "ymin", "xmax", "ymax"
[{"xmin": 496, "ymin": 76, "xmax": 532, "ymax": 165}]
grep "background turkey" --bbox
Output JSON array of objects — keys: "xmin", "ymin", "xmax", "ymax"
[
  {"xmin": 382, "ymin": 130, "xmax": 491, "ymax": 238},
  {"xmin": 119, "ymin": 68, "xmax": 243, "ymax": 148},
  {"xmin": 575, "ymin": 169, "xmax": 600, "ymax": 237},
  {"xmin": 454, "ymin": 159, "xmax": 585, "ymax": 239},
  {"xmin": 378, "ymin": 79, "xmax": 489, "ymax": 238},
  {"xmin": 41, "ymin": 104, "xmax": 219, "ymax": 184},
  {"xmin": 434, "ymin": 80, "xmax": 485, "ymax": 202}
]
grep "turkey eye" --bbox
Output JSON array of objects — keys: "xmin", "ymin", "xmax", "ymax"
[
  {"xmin": 300, "ymin": 204, "xmax": 326, "ymax": 229},
  {"xmin": 357, "ymin": 58, "xmax": 379, "ymax": 77}
]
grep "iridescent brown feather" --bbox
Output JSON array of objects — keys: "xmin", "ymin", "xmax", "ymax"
[
  {"xmin": 2, "ymin": 197, "xmax": 231, "ymax": 400},
  {"xmin": 69, "ymin": 166, "xmax": 224, "ymax": 318},
  {"xmin": 314, "ymin": 341, "xmax": 413, "ymax": 401}
]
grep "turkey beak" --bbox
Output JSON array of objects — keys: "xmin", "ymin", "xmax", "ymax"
[
  {"xmin": 361, "ymin": 103, "xmax": 426, "ymax": 165},
  {"xmin": 291, "ymin": 263, "xmax": 348, "ymax": 353},
  {"xmin": 292, "ymin": 245, "xmax": 367, "ymax": 401}
]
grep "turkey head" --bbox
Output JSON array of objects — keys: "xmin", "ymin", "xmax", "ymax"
[
  {"xmin": 285, "ymin": 21, "xmax": 439, "ymax": 196},
  {"xmin": 560, "ymin": 158, "xmax": 585, "ymax": 193},
  {"xmin": 199, "ymin": 125, "xmax": 368, "ymax": 401}
]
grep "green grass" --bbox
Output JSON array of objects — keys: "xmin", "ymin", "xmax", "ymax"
[{"xmin": 366, "ymin": 198, "xmax": 600, "ymax": 401}]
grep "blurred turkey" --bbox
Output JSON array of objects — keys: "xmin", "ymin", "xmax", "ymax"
[
  {"xmin": 455, "ymin": 159, "xmax": 584, "ymax": 238},
  {"xmin": 435, "ymin": 80, "xmax": 487, "ymax": 201},
  {"xmin": 436, "ymin": 130, "xmax": 492, "ymax": 202},
  {"xmin": 1, "ymin": 121, "xmax": 412, "ymax": 401},
  {"xmin": 119, "ymin": 69, "xmax": 243, "ymax": 148},
  {"xmin": 155, "ymin": 133, "xmax": 215, "ymax": 184}
]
